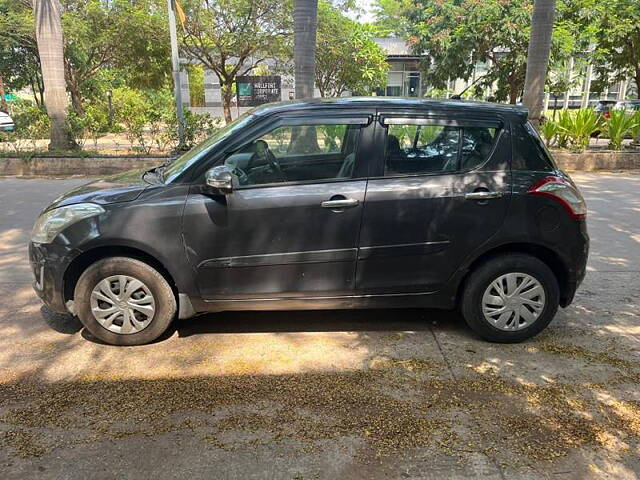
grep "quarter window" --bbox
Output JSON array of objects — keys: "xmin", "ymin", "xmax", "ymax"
[
  {"xmin": 512, "ymin": 122, "xmax": 554, "ymax": 171},
  {"xmin": 224, "ymin": 123, "xmax": 361, "ymax": 187}
]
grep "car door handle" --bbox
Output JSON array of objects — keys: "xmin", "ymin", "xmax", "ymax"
[
  {"xmin": 465, "ymin": 191, "xmax": 503, "ymax": 200},
  {"xmin": 321, "ymin": 198, "xmax": 360, "ymax": 209}
]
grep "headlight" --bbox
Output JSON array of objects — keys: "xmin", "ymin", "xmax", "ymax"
[{"xmin": 31, "ymin": 203, "xmax": 105, "ymax": 244}]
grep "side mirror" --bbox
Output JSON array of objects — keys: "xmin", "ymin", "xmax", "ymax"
[{"xmin": 205, "ymin": 165, "xmax": 234, "ymax": 194}]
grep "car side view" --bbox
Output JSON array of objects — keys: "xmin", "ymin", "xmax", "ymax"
[{"xmin": 29, "ymin": 98, "xmax": 589, "ymax": 345}]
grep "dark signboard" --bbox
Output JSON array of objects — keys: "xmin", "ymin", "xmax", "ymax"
[{"xmin": 236, "ymin": 76, "xmax": 281, "ymax": 107}]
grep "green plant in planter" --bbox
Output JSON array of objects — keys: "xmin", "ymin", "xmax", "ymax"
[
  {"xmin": 539, "ymin": 120, "xmax": 560, "ymax": 147},
  {"xmin": 602, "ymin": 110, "xmax": 639, "ymax": 150},
  {"xmin": 556, "ymin": 108, "xmax": 601, "ymax": 151},
  {"xmin": 630, "ymin": 111, "xmax": 640, "ymax": 146}
]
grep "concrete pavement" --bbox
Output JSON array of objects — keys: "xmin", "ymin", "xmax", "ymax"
[{"xmin": 0, "ymin": 173, "xmax": 639, "ymax": 479}]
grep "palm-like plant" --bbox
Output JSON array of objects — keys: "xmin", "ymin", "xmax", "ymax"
[
  {"xmin": 522, "ymin": 0, "xmax": 557, "ymax": 125},
  {"xmin": 602, "ymin": 110, "xmax": 639, "ymax": 150},
  {"xmin": 33, "ymin": 0, "xmax": 75, "ymax": 150},
  {"xmin": 539, "ymin": 120, "xmax": 560, "ymax": 147},
  {"xmin": 557, "ymin": 109, "xmax": 601, "ymax": 151}
]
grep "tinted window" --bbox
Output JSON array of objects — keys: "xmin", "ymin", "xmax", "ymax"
[
  {"xmin": 224, "ymin": 123, "xmax": 360, "ymax": 186},
  {"xmin": 460, "ymin": 127, "xmax": 499, "ymax": 170},
  {"xmin": 384, "ymin": 124, "xmax": 460, "ymax": 175},
  {"xmin": 512, "ymin": 122, "xmax": 554, "ymax": 171}
]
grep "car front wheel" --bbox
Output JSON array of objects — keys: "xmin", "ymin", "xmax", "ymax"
[
  {"xmin": 461, "ymin": 253, "xmax": 559, "ymax": 343},
  {"xmin": 74, "ymin": 257, "xmax": 176, "ymax": 345}
]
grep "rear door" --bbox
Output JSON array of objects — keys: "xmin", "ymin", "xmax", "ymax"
[{"xmin": 355, "ymin": 110, "xmax": 512, "ymax": 294}]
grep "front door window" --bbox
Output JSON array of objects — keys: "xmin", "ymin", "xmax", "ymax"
[{"xmin": 224, "ymin": 123, "xmax": 361, "ymax": 187}]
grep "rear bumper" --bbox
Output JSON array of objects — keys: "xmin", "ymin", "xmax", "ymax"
[
  {"xmin": 559, "ymin": 219, "xmax": 589, "ymax": 307},
  {"xmin": 29, "ymin": 242, "xmax": 78, "ymax": 314}
]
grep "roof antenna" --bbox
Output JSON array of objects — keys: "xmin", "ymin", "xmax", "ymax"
[{"xmin": 450, "ymin": 74, "xmax": 487, "ymax": 100}]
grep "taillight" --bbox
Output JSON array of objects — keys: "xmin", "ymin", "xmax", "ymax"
[{"xmin": 528, "ymin": 176, "xmax": 587, "ymax": 219}]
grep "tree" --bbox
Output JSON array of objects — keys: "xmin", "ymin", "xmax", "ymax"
[
  {"xmin": 315, "ymin": 1, "xmax": 388, "ymax": 97},
  {"xmin": 33, "ymin": 0, "xmax": 75, "ymax": 149},
  {"xmin": 61, "ymin": 0, "xmax": 171, "ymax": 114},
  {"xmin": 180, "ymin": 0, "xmax": 291, "ymax": 123},
  {"xmin": 523, "ymin": 0, "xmax": 557, "ymax": 125},
  {"xmin": 294, "ymin": 0, "xmax": 318, "ymax": 99},
  {"xmin": 580, "ymin": 0, "xmax": 640, "ymax": 100},
  {"xmin": 0, "ymin": 0, "xmax": 45, "ymax": 106},
  {"xmin": 405, "ymin": 0, "xmax": 536, "ymax": 103},
  {"xmin": 372, "ymin": 0, "xmax": 412, "ymax": 36}
]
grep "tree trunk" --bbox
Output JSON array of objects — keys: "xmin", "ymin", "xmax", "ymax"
[
  {"xmin": 294, "ymin": 0, "xmax": 318, "ymax": 99},
  {"xmin": 220, "ymin": 81, "xmax": 233, "ymax": 124},
  {"xmin": 522, "ymin": 0, "xmax": 557, "ymax": 126},
  {"xmin": 0, "ymin": 76, "xmax": 7, "ymax": 112},
  {"xmin": 33, "ymin": 0, "xmax": 75, "ymax": 150}
]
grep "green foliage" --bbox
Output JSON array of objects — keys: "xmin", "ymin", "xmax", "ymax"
[
  {"xmin": 0, "ymin": 99, "xmax": 50, "ymax": 152},
  {"xmin": 554, "ymin": 109, "xmax": 601, "ymax": 151},
  {"xmin": 0, "ymin": 0, "xmax": 44, "ymax": 106},
  {"xmin": 111, "ymin": 87, "xmax": 154, "ymax": 153},
  {"xmin": 187, "ymin": 65, "xmax": 205, "ymax": 108},
  {"xmin": 576, "ymin": 0, "xmax": 640, "ymax": 96},
  {"xmin": 398, "ymin": 0, "xmax": 535, "ymax": 102},
  {"xmin": 539, "ymin": 120, "xmax": 561, "ymax": 147},
  {"xmin": 630, "ymin": 112, "xmax": 640, "ymax": 144},
  {"xmin": 601, "ymin": 110, "xmax": 639, "ymax": 150},
  {"xmin": 181, "ymin": 111, "xmax": 223, "ymax": 149},
  {"xmin": 179, "ymin": 0, "xmax": 291, "ymax": 122},
  {"xmin": 67, "ymin": 103, "xmax": 110, "ymax": 149},
  {"xmin": 315, "ymin": 1, "xmax": 388, "ymax": 97}
]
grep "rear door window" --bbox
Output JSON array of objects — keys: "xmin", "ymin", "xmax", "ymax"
[
  {"xmin": 382, "ymin": 119, "xmax": 501, "ymax": 176},
  {"xmin": 384, "ymin": 123, "xmax": 460, "ymax": 175}
]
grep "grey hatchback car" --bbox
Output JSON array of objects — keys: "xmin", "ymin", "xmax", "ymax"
[{"xmin": 30, "ymin": 98, "xmax": 588, "ymax": 345}]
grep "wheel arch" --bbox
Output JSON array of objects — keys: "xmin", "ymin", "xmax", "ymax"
[
  {"xmin": 63, "ymin": 245, "xmax": 177, "ymax": 303},
  {"xmin": 455, "ymin": 242, "xmax": 570, "ymax": 307}
]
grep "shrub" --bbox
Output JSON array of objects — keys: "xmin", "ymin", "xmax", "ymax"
[
  {"xmin": 556, "ymin": 108, "xmax": 601, "ymax": 151},
  {"xmin": 601, "ymin": 110, "xmax": 639, "ymax": 150},
  {"xmin": 539, "ymin": 119, "xmax": 560, "ymax": 147},
  {"xmin": 0, "ymin": 99, "xmax": 50, "ymax": 152},
  {"xmin": 67, "ymin": 104, "xmax": 110, "ymax": 150},
  {"xmin": 630, "ymin": 111, "xmax": 640, "ymax": 145},
  {"xmin": 112, "ymin": 87, "xmax": 152, "ymax": 153}
]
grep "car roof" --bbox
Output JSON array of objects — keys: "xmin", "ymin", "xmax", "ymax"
[{"xmin": 251, "ymin": 97, "xmax": 528, "ymax": 119}]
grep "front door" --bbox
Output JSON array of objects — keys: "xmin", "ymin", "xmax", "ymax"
[
  {"xmin": 356, "ymin": 112, "xmax": 512, "ymax": 294},
  {"xmin": 182, "ymin": 115, "xmax": 372, "ymax": 300}
]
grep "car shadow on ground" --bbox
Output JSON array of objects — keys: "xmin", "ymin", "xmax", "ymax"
[
  {"xmin": 175, "ymin": 307, "xmax": 465, "ymax": 337},
  {"xmin": 72, "ymin": 307, "xmax": 469, "ymax": 345}
]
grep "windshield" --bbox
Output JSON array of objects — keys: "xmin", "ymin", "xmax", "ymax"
[{"xmin": 162, "ymin": 113, "xmax": 256, "ymax": 183}]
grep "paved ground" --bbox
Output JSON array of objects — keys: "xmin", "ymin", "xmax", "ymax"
[{"xmin": 0, "ymin": 173, "xmax": 639, "ymax": 479}]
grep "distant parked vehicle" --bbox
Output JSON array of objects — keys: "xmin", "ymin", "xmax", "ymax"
[
  {"xmin": 593, "ymin": 100, "xmax": 617, "ymax": 119},
  {"xmin": 613, "ymin": 100, "xmax": 640, "ymax": 113},
  {"xmin": 0, "ymin": 111, "xmax": 15, "ymax": 132}
]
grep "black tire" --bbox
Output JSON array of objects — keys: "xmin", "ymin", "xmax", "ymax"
[
  {"xmin": 460, "ymin": 253, "xmax": 559, "ymax": 343},
  {"xmin": 74, "ymin": 257, "xmax": 176, "ymax": 346}
]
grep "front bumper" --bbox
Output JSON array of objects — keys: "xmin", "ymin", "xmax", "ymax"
[{"xmin": 29, "ymin": 242, "xmax": 79, "ymax": 314}]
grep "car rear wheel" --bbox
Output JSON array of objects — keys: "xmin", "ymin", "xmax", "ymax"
[
  {"xmin": 461, "ymin": 253, "xmax": 559, "ymax": 343},
  {"xmin": 75, "ymin": 257, "xmax": 176, "ymax": 345}
]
